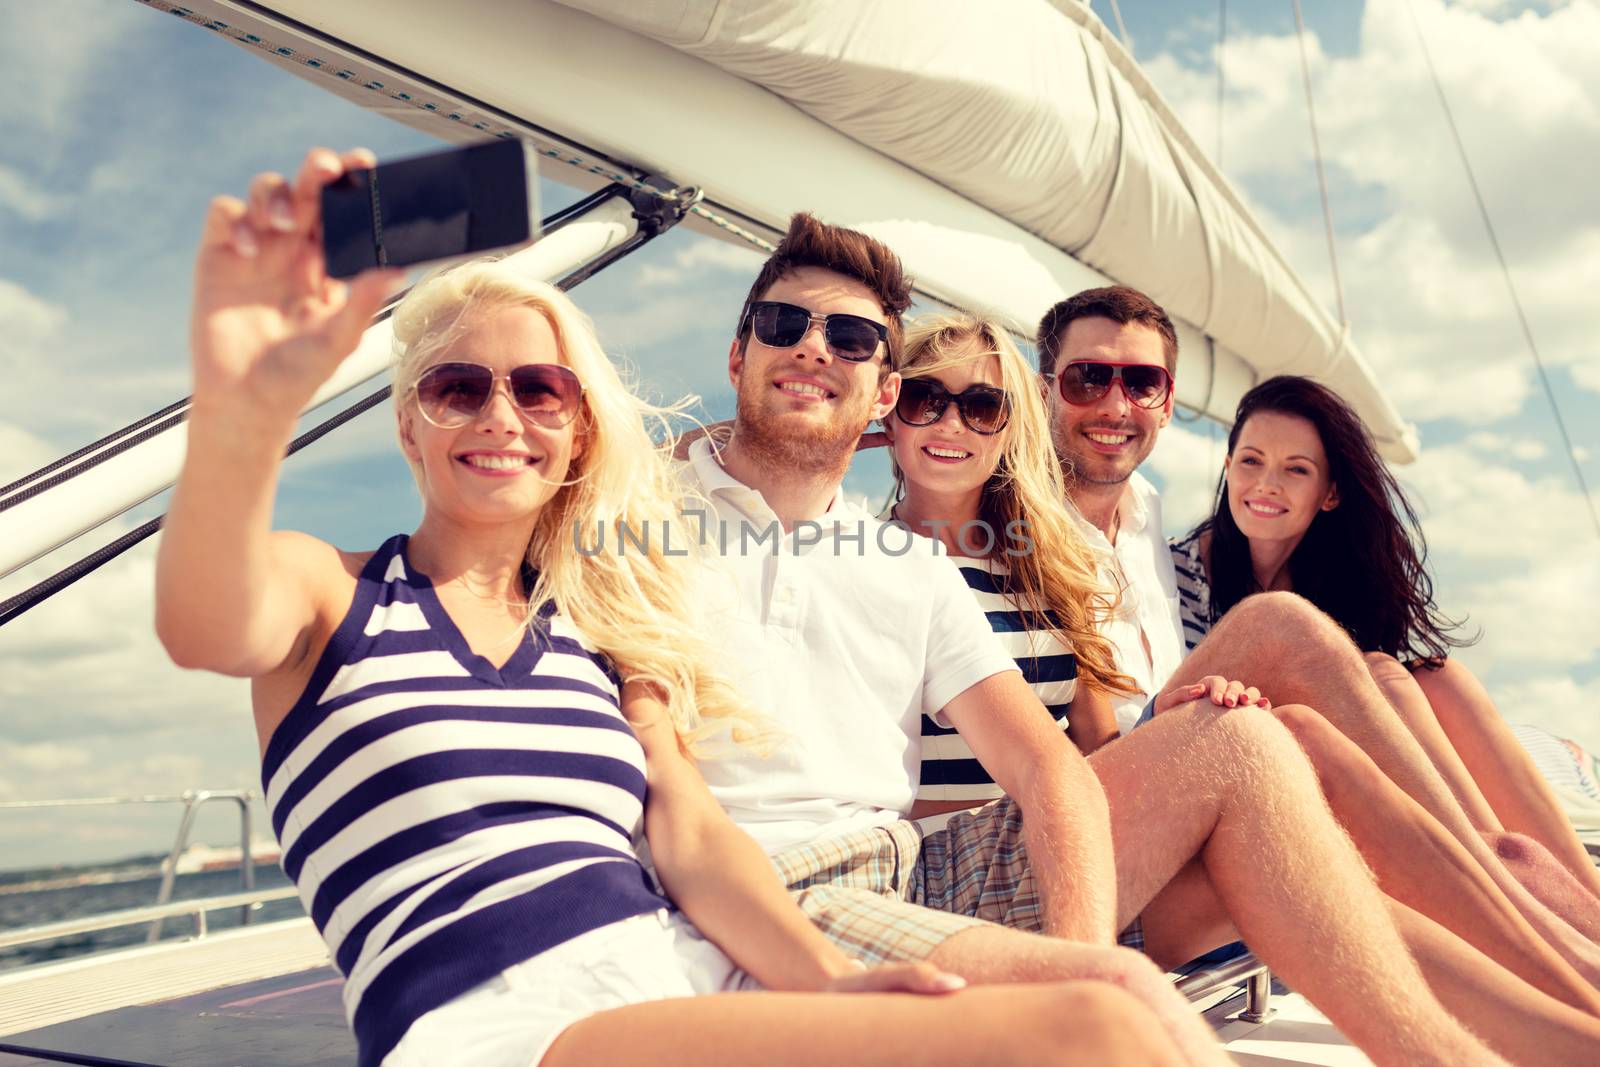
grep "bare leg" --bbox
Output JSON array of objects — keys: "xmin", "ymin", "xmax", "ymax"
[
  {"xmin": 1389, "ymin": 900, "xmax": 1600, "ymax": 1067},
  {"xmin": 543, "ymin": 981, "xmax": 1195, "ymax": 1067},
  {"xmin": 1178, "ymin": 592, "xmax": 1600, "ymax": 985},
  {"xmin": 1489, "ymin": 832, "xmax": 1600, "ymax": 942},
  {"xmin": 1271, "ymin": 702, "xmax": 1600, "ymax": 1015},
  {"xmin": 1365, "ymin": 652, "xmax": 1502, "ymax": 831},
  {"xmin": 1137, "ymin": 859, "xmax": 1233, "ymax": 969},
  {"xmin": 1087, "ymin": 700, "xmax": 1498, "ymax": 1066},
  {"xmin": 1416, "ymin": 657, "xmax": 1600, "ymax": 899},
  {"xmin": 1148, "ymin": 888, "xmax": 1600, "ymax": 1066},
  {"xmin": 927, "ymin": 929, "xmax": 1231, "ymax": 1067}
]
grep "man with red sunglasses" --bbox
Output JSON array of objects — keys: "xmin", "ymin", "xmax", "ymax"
[{"xmin": 1036, "ymin": 287, "xmax": 1187, "ymax": 735}]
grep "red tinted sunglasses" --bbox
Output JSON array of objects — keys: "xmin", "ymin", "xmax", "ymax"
[{"xmin": 1052, "ymin": 361, "xmax": 1173, "ymax": 410}]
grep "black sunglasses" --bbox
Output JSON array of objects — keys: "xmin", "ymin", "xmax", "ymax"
[
  {"xmin": 412, "ymin": 362, "xmax": 584, "ymax": 429},
  {"xmin": 894, "ymin": 378, "xmax": 1011, "ymax": 435},
  {"xmin": 742, "ymin": 300, "xmax": 889, "ymax": 363},
  {"xmin": 1052, "ymin": 361, "xmax": 1173, "ymax": 410}
]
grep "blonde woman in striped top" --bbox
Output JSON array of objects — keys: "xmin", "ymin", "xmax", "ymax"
[
  {"xmin": 154, "ymin": 149, "xmax": 1208, "ymax": 1067},
  {"xmin": 878, "ymin": 314, "xmax": 1133, "ymax": 814}
]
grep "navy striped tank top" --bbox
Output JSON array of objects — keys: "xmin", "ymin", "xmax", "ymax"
[
  {"xmin": 918, "ymin": 557, "xmax": 1078, "ymax": 803},
  {"xmin": 262, "ymin": 535, "xmax": 668, "ymax": 1067},
  {"xmin": 1170, "ymin": 531, "xmax": 1213, "ymax": 652}
]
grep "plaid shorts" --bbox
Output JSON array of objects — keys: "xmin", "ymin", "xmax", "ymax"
[{"xmin": 773, "ymin": 798, "xmax": 1144, "ymax": 966}]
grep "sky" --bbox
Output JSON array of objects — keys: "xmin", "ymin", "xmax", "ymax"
[{"xmin": 0, "ymin": 0, "xmax": 1595, "ymax": 869}]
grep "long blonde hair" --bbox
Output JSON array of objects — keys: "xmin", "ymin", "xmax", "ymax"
[
  {"xmin": 391, "ymin": 259, "xmax": 762, "ymax": 753},
  {"xmin": 892, "ymin": 313, "xmax": 1133, "ymax": 695}
]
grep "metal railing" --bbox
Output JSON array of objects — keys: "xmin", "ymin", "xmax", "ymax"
[
  {"xmin": 1174, "ymin": 950, "xmax": 1274, "ymax": 1024},
  {"xmin": 1, "ymin": 789, "xmax": 280, "ymax": 948},
  {"xmin": 0, "ymin": 886, "xmax": 301, "ymax": 951}
]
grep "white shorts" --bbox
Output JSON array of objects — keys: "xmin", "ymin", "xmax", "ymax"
[{"xmin": 383, "ymin": 909, "xmax": 758, "ymax": 1067}]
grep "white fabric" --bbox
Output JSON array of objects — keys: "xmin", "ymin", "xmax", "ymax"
[
  {"xmin": 1066, "ymin": 473, "xmax": 1185, "ymax": 735},
  {"xmin": 383, "ymin": 909, "xmax": 754, "ymax": 1067},
  {"xmin": 554, "ymin": 0, "xmax": 1415, "ymax": 458},
  {"xmin": 681, "ymin": 439, "xmax": 1019, "ymax": 853}
]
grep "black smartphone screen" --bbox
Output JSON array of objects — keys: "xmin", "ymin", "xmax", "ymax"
[{"xmin": 321, "ymin": 139, "xmax": 534, "ymax": 279}]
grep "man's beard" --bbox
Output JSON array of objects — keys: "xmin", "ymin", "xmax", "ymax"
[
  {"xmin": 734, "ymin": 373, "xmax": 873, "ymax": 477},
  {"xmin": 1053, "ymin": 428, "xmax": 1140, "ymax": 488}
]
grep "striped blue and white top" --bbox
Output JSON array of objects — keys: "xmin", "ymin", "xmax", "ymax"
[
  {"xmin": 262, "ymin": 535, "xmax": 668, "ymax": 1067},
  {"xmin": 918, "ymin": 556, "xmax": 1078, "ymax": 803},
  {"xmin": 1170, "ymin": 531, "xmax": 1213, "ymax": 652}
]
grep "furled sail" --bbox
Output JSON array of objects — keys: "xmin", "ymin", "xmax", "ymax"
[
  {"xmin": 135, "ymin": 0, "xmax": 1415, "ymax": 458},
  {"xmin": 551, "ymin": 0, "xmax": 1416, "ymax": 459}
]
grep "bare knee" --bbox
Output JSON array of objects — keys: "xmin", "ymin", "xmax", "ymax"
[
  {"xmin": 1210, "ymin": 704, "xmax": 1321, "ymax": 785},
  {"xmin": 1363, "ymin": 649, "xmax": 1410, "ymax": 685},
  {"xmin": 1034, "ymin": 982, "xmax": 1182, "ymax": 1066},
  {"xmin": 1215, "ymin": 591, "xmax": 1355, "ymax": 665},
  {"xmin": 1271, "ymin": 701, "xmax": 1327, "ymax": 740},
  {"xmin": 1217, "ymin": 702, "xmax": 1304, "ymax": 754},
  {"xmin": 1412, "ymin": 658, "xmax": 1489, "ymax": 724}
]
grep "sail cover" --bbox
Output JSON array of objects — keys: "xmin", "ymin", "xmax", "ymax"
[
  {"xmin": 553, "ymin": 0, "xmax": 1415, "ymax": 459},
  {"xmin": 139, "ymin": 0, "xmax": 1418, "ymax": 459}
]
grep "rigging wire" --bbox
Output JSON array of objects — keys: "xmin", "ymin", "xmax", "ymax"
[
  {"xmin": 1104, "ymin": 0, "xmax": 1134, "ymax": 52},
  {"xmin": 1216, "ymin": 0, "xmax": 1227, "ymax": 167},
  {"xmin": 1401, "ymin": 0, "xmax": 1600, "ymax": 543},
  {"xmin": 1290, "ymin": 0, "xmax": 1347, "ymax": 326}
]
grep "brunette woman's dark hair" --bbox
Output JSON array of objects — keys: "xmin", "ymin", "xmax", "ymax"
[{"xmin": 1194, "ymin": 375, "xmax": 1473, "ymax": 665}]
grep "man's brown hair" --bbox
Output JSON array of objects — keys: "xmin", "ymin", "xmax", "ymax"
[
  {"xmin": 1035, "ymin": 285, "xmax": 1179, "ymax": 376},
  {"xmin": 737, "ymin": 212, "xmax": 913, "ymax": 369}
]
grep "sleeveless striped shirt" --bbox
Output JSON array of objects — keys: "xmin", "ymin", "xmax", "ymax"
[
  {"xmin": 1170, "ymin": 531, "xmax": 1214, "ymax": 652},
  {"xmin": 261, "ymin": 534, "xmax": 668, "ymax": 1067},
  {"xmin": 918, "ymin": 556, "xmax": 1078, "ymax": 803}
]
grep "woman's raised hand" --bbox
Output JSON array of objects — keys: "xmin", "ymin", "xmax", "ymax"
[
  {"xmin": 190, "ymin": 147, "xmax": 403, "ymax": 417},
  {"xmin": 1156, "ymin": 674, "xmax": 1270, "ymax": 713}
]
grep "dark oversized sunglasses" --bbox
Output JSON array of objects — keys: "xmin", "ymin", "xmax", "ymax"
[
  {"xmin": 1053, "ymin": 361, "xmax": 1173, "ymax": 410},
  {"xmin": 894, "ymin": 378, "xmax": 1011, "ymax": 435},
  {"xmin": 743, "ymin": 300, "xmax": 889, "ymax": 363},
  {"xmin": 412, "ymin": 362, "xmax": 585, "ymax": 429}
]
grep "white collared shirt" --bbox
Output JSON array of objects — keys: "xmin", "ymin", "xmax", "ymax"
[
  {"xmin": 679, "ymin": 438, "xmax": 1019, "ymax": 853},
  {"xmin": 1066, "ymin": 471, "xmax": 1186, "ymax": 734}
]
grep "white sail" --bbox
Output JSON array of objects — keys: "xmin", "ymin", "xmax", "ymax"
[{"xmin": 140, "ymin": 0, "xmax": 1418, "ymax": 460}]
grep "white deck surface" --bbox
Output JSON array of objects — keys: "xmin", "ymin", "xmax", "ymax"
[
  {"xmin": 0, "ymin": 917, "xmax": 329, "ymax": 1036},
  {"xmin": 1207, "ymin": 989, "xmax": 1370, "ymax": 1066}
]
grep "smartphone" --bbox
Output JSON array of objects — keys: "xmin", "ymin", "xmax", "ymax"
[{"xmin": 320, "ymin": 139, "xmax": 537, "ymax": 279}]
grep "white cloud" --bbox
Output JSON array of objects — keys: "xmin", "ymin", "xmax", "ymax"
[
  {"xmin": 1142, "ymin": 1, "xmax": 1600, "ymax": 419},
  {"xmin": 0, "ymin": 4, "xmax": 147, "ymax": 152},
  {"xmin": 1146, "ymin": 421, "xmax": 1225, "ymax": 535},
  {"xmin": 1397, "ymin": 438, "xmax": 1596, "ymax": 561},
  {"xmin": 636, "ymin": 239, "xmax": 766, "ymax": 287},
  {"xmin": 0, "ymin": 531, "xmax": 259, "ymax": 864},
  {"xmin": 1464, "ymin": 432, "xmax": 1547, "ymax": 462},
  {"xmin": 9, "ymin": 741, "xmax": 92, "ymax": 775},
  {"xmin": 0, "ymin": 422, "xmax": 59, "ymax": 484},
  {"xmin": 0, "ymin": 166, "xmax": 69, "ymax": 223},
  {"xmin": 1477, "ymin": 673, "xmax": 1600, "ymax": 759},
  {"xmin": 0, "ymin": 278, "xmax": 66, "ymax": 361}
]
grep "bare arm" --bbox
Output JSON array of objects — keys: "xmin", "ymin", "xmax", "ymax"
[
  {"xmin": 620, "ymin": 681, "xmax": 963, "ymax": 994},
  {"xmin": 941, "ymin": 671, "xmax": 1117, "ymax": 943},
  {"xmin": 155, "ymin": 148, "xmax": 400, "ymax": 676},
  {"xmin": 1065, "ymin": 684, "xmax": 1119, "ymax": 754}
]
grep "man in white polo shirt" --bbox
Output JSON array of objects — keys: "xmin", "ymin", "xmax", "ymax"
[{"xmin": 674, "ymin": 213, "xmax": 1502, "ymax": 1066}]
